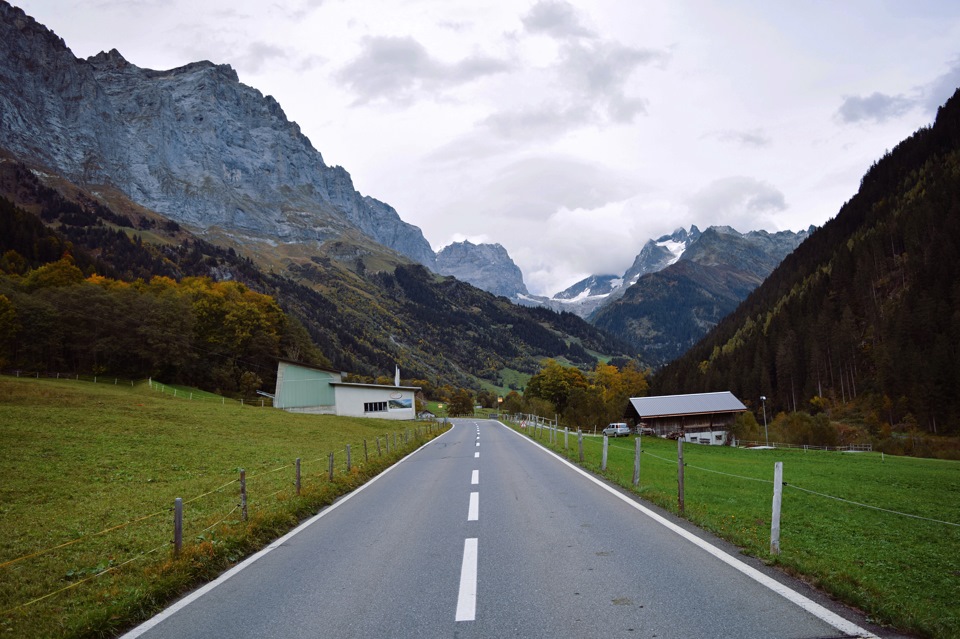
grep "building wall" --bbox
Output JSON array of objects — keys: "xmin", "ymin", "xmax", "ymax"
[
  {"xmin": 334, "ymin": 385, "xmax": 417, "ymax": 421},
  {"xmin": 644, "ymin": 413, "xmax": 736, "ymax": 445},
  {"xmin": 275, "ymin": 362, "xmax": 337, "ymax": 410}
]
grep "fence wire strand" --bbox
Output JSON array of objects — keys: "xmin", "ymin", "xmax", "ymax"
[
  {"xmin": 0, "ymin": 507, "xmax": 168, "ymax": 570},
  {"xmin": 785, "ymin": 483, "xmax": 960, "ymax": 527},
  {"xmin": 0, "ymin": 542, "xmax": 167, "ymax": 615}
]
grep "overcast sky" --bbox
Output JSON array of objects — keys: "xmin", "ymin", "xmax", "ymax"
[{"xmin": 15, "ymin": 0, "xmax": 960, "ymax": 295}]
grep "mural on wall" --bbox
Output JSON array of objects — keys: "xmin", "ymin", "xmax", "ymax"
[{"xmin": 389, "ymin": 398, "xmax": 413, "ymax": 410}]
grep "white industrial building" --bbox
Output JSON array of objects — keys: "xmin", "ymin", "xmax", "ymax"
[{"xmin": 273, "ymin": 360, "xmax": 419, "ymax": 421}]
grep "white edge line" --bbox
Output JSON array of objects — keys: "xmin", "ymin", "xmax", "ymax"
[
  {"xmin": 455, "ymin": 538, "xmax": 478, "ymax": 621},
  {"xmin": 497, "ymin": 421, "xmax": 878, "ymax": 639},
  {"xmin": 121, "ymin": 424, "xmax": 457, "ymax": 638}
]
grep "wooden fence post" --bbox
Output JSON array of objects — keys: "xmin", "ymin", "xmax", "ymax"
[
  {"xmin": 677, "ymin": 439, "xmax": 685, "ymax": 516},
  {"xmin": 602, "ymin": 435, "xmax": 609, "ymax": 471},
  {"xmin": 295, "ymin": 458, "xmax": 301, "ymax": 496},
  {"xmin": 239, "ymin": 469, "xmax": 248, "ymax": 521},
  {"xmin": 364, "ymin": 439, "xmax": 369, "ymax": 464},
  {"xmin": 328, "ymin": 453, "xmax": 334, "ymax": 481},
  {"xmin": 346, "ymin": 445, "xmax": 352, "ymax": 472},
  {"xmin": 173, "ymin": 497, "xmax": 183, "ymax": 558},
  {"xmin": 564, "ymin": 427, "xmax": 569, "ymax": 449},
  {"xmin": 633, "ymin": 437, "xmax": 641, "ymax": 487},
  {"xmin": 377, "ymin": 437, "xmax": 382, "ymax": 457},
  {"xmin": 578, "ymin": 429, "xmax": 584, "ymax": 462},
  {"xmin": 771, "ymin": 462, "xmax": 783, "ymax": 555}
]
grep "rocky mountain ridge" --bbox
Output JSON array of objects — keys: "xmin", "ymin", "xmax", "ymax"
[
  {"xmin": 0, "ymin": 1, "xmax": 436, "ymax": 267},
  {"xmin": 590, "ymin": 225, "xmax": 812, "ymax": 366},
  {"xmin": 435, "ymin": 240, "xmax": 528, "ymax": 298}
]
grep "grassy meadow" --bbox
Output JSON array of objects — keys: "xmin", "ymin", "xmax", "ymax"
[
  {"xmin": 514, "ymin": 422, "xmax": 960, "ymax": 639},
  {"xmin": 0, "ymin": 376, "xmax": 446, "ymax": 638}
]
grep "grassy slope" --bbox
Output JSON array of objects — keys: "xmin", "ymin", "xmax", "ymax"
[
  {"xmin": 0, "ymin": 376, "xmax": 445, "ymax": 638},
  {"xmin": 513, "ymin": 423, "xmax": 960, "ymax": 639}
]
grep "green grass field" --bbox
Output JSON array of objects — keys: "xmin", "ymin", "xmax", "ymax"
[
  {"xmin": 514, "ymin": 422, "xmax": 960, "ymax": 639},
  {"xmin": 0, "ymin": 376, "xmax": 446, "ymax": 638}
]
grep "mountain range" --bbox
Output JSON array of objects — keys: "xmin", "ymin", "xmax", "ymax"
[
  {"xmin": 0, "ymin": 1, "xmax": 634, "ymax": 391},
  {"xmin": 515, "ymin": 225, "xmax": 809, "ymax": 366},
  {"xmin": 0, "ymin": 0, "xmax": 820, "ymax": 381}
]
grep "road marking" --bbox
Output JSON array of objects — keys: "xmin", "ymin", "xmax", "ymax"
[
  {"xmin": 471, "ymin": 469, "xmax": 479, "ymax": 485},
  {"xmin": 455, "ymin": 538, "xmax": 478, "ymax": 621},
  {"xmin": 119, "ymin": 426, "xmax": 456, "ymax": 638},
  {"xmin": 498, "ymin": 421, "xmax": 879, "ymax": 639},
  {"xmin": 468, "ymin": 491, "xmax": 479, "ymax": 521},
  {"xmin": 474, "ymin": 452, "xmax": 479, "ymax": 458},
  {"xmin": 475, "ymin": 441, "xmax": 479, "ymax": 447}
]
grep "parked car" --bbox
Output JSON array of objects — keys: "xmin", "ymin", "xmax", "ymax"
[{"xmin": 602, "ymin": 423, "xmax": 632, "ymax": 437}]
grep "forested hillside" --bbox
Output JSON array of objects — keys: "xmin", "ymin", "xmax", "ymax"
[
  {"xmin": 655, "ymin": 88, "xmax": 960, "ymax": 436},
  {"xmin": 0, "ymin": 161, "xmax": 631, "ymax": 393}
]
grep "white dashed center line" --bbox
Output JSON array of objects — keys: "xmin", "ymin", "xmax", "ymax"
[
  {"xmin": 455, "ymin": 538, "xmax": 478, "ymax": 621},
  {"xmin": 471, "ymin": 469, "xmax": 479, "ymax": 485},
  {"xmin": 467, "ymin": 491, "xmax": 479, "ymax": 521}
]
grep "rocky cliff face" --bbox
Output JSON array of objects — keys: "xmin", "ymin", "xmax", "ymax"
[
  {"xmin": 0, "ymin": 2, "xmax": 435, "ymax": 266},
  {"xmin": 435, "ymin": 240, "xmax": 529, "ymax": 298}
]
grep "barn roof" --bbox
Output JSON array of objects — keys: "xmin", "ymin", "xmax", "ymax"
[{"xmin": 628, "ymin": 392, "xmax": 746, "ymax": 418}]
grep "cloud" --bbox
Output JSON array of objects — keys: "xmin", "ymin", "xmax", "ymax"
[
  {"xmin": 485, "ymin": 156, "xmax": 640, "ymax": 221},
  {"xmin": 923, "ymin": 57, "xmax": 960, "ymax": 113},
  {"xmin": 469, "ymin": 38, "xmax": 667, "ymax": 146},
  {"xmin": 836, "ymin": 57, "xmax": 960, "ymax": 125},
  {"xmin": 512, "ymin": 196, "xmax": 686, "ymax": 295},
  {"xmin": 521, "ymin": 0, "xmax": 595, "ymax": 39},
  {"xmin": 707, "ymin": 128, "xmax": 771, "ymax": 148},
  {"xmin": 232, "ymin": 41, "xmax": 288, "ymax": 74},
  {"xmin": 835, "ymin": 92, "xmax": 916, "ymax": 124},
  {"xmin": 687, "ymin": 177, "xmax": 786, "ymax": 231},
  {"xmin": 335, "ymin": 35, "xmax": 510, "ymax": 105},
  {"xmin": 478, "ymin": 104, "xmax": 592, "ymax": 141}
]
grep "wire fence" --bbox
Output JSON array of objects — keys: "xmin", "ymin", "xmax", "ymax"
[
  {"xmin": 504, "ymin": 417, "xmax": 960, "ymax": 529},
  {"xmin": 0, "ymin": 421, "xmax": 447, "ymax": 622}
]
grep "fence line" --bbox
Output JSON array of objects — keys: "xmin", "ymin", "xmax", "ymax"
[
  {"xmin": 738, "ymin": 440, "xmax": 873, "ymax": 452},
  {"xmin": 507, "ymin": 416, "xmax": 959, "ymax": 529},
  {"xmin": 0, "ymin": 423, "xmax": 445, "ymax": 616}
]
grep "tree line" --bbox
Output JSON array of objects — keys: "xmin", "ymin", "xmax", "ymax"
[{"xmin": 0, "ymin": 255, "xmax": 324, "ymax": 397}]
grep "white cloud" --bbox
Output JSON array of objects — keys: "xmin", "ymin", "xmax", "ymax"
[
  {"xmin": 836, "ymin": 92, "xmax": 916, "ymax": 124},
  {"xmin": 521, "ymin": 0, "xmax": 596, "ymax": 39},
  {"xmin": 706, "ymin": 128, "xmax": 772, "ymax": 148},
  {"xmin": 687, "ymin": 177, "xmax": 787, "ymax": 233},
  {"xmin": 334, "ymin": 35, "xmax": 510, "ymax": 105}
]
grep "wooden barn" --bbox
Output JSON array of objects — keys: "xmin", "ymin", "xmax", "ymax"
[{"xmin": 627, "ymin": 391, "xmax": 746, "ymax": 445}]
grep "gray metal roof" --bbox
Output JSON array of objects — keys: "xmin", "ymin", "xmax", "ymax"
[{"xmin": 628, "ymin": 392, "xmax": 746, "ymax": 418}]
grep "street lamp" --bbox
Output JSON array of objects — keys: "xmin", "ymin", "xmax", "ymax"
[{"xmin": 760, "ymin": 395, "xmax": 768, "ymax": 446}]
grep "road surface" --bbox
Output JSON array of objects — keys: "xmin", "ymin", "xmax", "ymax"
[{"xmin": 123, "ymin": 419, "xmax": 894, "ymax": 638}]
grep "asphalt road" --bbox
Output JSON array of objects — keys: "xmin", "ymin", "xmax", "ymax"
[{"xmin": 123, "ymin": 419, "xmax": 894, "ymax": 639}]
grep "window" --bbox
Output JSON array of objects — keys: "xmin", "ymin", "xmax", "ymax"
[{"xmin": 364, "ymin": 401, "xmax": 387, "ymax": 413}]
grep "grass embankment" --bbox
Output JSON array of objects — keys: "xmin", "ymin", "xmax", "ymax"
[
  {"xmin": 513, "ymin": 422, "xmax": 960, "ymax": 639},
  {"xmin": 0, "ymin": 376, "xmax": 447, "ymax": 638}
]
